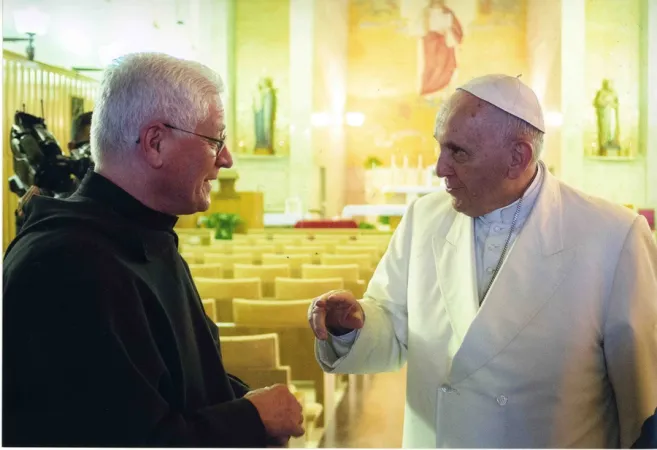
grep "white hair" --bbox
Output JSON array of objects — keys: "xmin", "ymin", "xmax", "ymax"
[{"xmin": 90, "ymin": 52, "xmax": 224, "ymax": 165}]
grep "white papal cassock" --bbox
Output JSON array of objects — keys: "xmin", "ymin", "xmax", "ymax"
[{"xmin": 316, "ymin": 163, "xmax": 657, "ymax": 448}]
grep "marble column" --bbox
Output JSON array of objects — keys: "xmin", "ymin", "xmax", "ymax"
[
  {"xmin": 526, "ymin": 0, "xmax": 562, "ymax": 174},
  {"xmin": 194, "ymin": 0, "xmax": 236, "ymax": 152},
  {"xmin": 642, "ymin": 0, "xmax": 657, "ymax": 210},
  {"xmin": 313, "ymin": 0, "xmax": 348, "ymax": 218},
  {"xmin": 559, "ymin": 0, "xmax": 586, "ymax": 188},
  {"xmin": 288, "ymin": 0, "xmax": 316, "ymax": 214}
]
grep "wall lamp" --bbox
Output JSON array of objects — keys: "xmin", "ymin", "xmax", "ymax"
[
  {"xmin": 2, "ymin": 7, "xmax": 50, "ymax": 61},
  {"xmin": 3, "ymin": 33, "xmax": 37, "ymax": 60}
]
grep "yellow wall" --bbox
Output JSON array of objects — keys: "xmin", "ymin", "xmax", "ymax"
[
  {"xmin": 312, "ymin": 0, "xmax": 349, "ymax": 217},
  {"xmin": 3, "ymin": 51, "xmax": 97, "ymax": 251},
  {"xmin": 584, "ymin": 0, "xmax": 641, "ymax": 157},
  {"xmin": 234, "ymin": 0, "xmax": 291, "ymax": 156},
  {"xmin": 345, "ymin": 0, "xmax": 433, "ymax": 170},
  {"xmin": 345, "ymin": 0, "xmax": 529, "ymax": 201},
  {"xmin": 526, "ymin": 0, "xmax": 562, "ymax": 174}
]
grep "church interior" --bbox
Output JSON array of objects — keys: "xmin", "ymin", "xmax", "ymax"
[{"xmin": 2, "ymin": 0, "xmax": 656, "ymax": 447}]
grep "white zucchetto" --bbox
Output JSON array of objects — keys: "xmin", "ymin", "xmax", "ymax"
[{"xmin": 457, "ymin": 74, "xmax": 545, "ymax": 133}]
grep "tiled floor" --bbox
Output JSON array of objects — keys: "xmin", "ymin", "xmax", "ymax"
[{"xmin": 320, "ymin": 366, "xmax": 407, "ymax": 448}]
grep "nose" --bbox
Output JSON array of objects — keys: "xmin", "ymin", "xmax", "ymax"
[
  {"xmin": 217, "ymin": 145, "xmax": 233, "ymax": 168},
  {"xmin": 435, "ymin": 150, "xmax": 452, "ymax": 178}
]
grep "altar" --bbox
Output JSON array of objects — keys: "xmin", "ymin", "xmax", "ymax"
[
  {"xmin": 381, "ymin": 184, "xmax": 445, "ymax": 205},
  {"xmin": 340, "ymin": 160, "xmax": 445, "ymax": 229}
]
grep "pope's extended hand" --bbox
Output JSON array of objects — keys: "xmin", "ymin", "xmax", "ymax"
[{"xmin": 308, "ymin": 290, "xmax": 364, "ymax": 340}]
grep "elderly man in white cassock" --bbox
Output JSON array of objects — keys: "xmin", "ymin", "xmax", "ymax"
[{"xmin": 309, "ymin": 74, "xmax": 657, "ymax": 448}]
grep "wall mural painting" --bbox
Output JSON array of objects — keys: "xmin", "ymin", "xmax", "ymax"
[
  {"xmin": 417, "ymin": 1, "xmax": 463, "ymax": 96},
  {"xmin": 398, "ymin": 0, "xmax": 469, "ymax": 100},
  {"xmin": 346, "ymin": 0, "xmax": 527, "ymax": 173},
  {"xmin": 351, "ymin": 0, "xmax": 509, "ymax": 106}
]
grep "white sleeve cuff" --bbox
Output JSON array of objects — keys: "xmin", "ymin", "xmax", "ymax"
[
  {"xmin": 330, "ymin": 329, "xmax": 358, "ymax": 349},
  {"xmin": 315, "ymin": 329, "xmax": 360, "ymax": 370}
]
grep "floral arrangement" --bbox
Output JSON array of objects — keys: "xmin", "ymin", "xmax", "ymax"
[{"xmin": 198, "ymin": 213, "xmax": 242, "ymax": 240}]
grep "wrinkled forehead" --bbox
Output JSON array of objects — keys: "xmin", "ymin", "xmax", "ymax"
[{"xmin": 433, "ymin": 91, "xmax": 494, "ymax": 142}]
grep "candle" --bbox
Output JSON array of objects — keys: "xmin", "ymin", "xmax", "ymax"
[
  {"xmin": 418, "ymin": 154, "xmax": 423, "ymax": 169},
  {"xmin": 403, "ymin": 155, "xmax": 408, "ymax": 168}
]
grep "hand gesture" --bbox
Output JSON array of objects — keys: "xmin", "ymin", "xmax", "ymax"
[{"xmin": 308, "ymin": 290, "xmax": 364, "ymax": 340}]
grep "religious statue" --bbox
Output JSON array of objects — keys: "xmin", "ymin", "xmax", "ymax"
[
  {"xmin": 419, "ymin": 0, "xmax": 463, "ymax": 96},
  {"xmin": 593, "ymin": 79, "xmax": 621, "ymax": 156},
  {"xmin": 253, "ymin": 77, "xmax": 277, "ymax": 155}
]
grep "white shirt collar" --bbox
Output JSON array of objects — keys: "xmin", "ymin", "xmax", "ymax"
[{"xmin": 477, "ymin": 163, "xmax": 543, "ymax": 225}]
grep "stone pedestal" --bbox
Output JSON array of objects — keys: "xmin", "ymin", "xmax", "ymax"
[
  {"xmin": 217, "ymin": 168, "xmax": 240, "ymax": 199},
  {"xmin": 210, "ymin": 192, "xmax": 264, "ymax": 233},
  {"xmin": 176, "ymin": 168, "xmax": 265, "ymax": 232}
]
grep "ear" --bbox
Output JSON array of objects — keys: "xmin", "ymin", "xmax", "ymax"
[
  {"xmin": 138, "ymin": 122, "xmax": 167, "ymax": 169},
  {"xmin": 507, "ymin": 140, "xmax": 533, "ymax": 179}
]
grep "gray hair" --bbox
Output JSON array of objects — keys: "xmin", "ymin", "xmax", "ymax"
[
  {"xmin": 499, "ymin": 112, "xmax": 544, "ymax": 162},
  {"xmin": 434, "ymin": 95, "xmax": 545, "ymax": 162},
  {"xmin": 90, "ymin": 52, "xmax": 224, "ymax": 165}
]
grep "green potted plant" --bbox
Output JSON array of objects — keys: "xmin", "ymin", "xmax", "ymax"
[
  {"xmin": 364, "ymin": 156, "xmax": 383, "ymax": 169},
  {"xmin": 198, "ymin": 213, "xmax": 242, "ymax": 240}
]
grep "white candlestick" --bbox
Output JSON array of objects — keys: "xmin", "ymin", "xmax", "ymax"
[{"xmin": 418, "ymin": 154, "xmax": 423, "ymax": 169}]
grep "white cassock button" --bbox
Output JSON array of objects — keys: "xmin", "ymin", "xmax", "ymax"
[
  {"xmin": 496, "ymin": 395, "xmax": 508, "ymax": 406},
  {"xmin": 486, "ymin": 267, "xmax": 494, "ymax": 273},
  {"xmin": 494, "ymin": 226, "xmax": 502, "ymax": 232}
]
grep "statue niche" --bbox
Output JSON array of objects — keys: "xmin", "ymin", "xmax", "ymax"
[
  {"xmin": 253, "ymin": 77, "xmax": 277, "ymax": 155},
  {"xmin": 593, "ymin": 79, "xmax": 621, "ymax": 156}
]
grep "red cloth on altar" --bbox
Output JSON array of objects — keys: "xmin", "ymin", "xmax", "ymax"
[{"xmin": 294, "ymin": 220, "xmax": 358, "ymax": 229}]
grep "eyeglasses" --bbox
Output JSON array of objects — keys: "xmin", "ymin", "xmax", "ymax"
[{"xmin": 136, "ymin": 123, "xmax": 227, "ymax": 156}]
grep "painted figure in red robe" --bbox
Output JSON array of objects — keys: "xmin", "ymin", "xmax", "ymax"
[{"xmin": 420, "ymin": 0, "xmax": 463, "ymax": 96}]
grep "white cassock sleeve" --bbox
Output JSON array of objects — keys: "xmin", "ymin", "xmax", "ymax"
[
  {"xmin": 315, "ymin": 202, "xmax": 414, "ymax": 374},
  {"xmin": 603, "ymin": 215, "xmax": 657, "ymax": 448},
  {"xmin": 314, "ymin": 330, "xmax": 359, "ymax": 370}
]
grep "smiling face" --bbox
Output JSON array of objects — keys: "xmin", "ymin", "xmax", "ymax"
[
  {"xmin": 434, "ymin": 91, "xmax": 520, "ymax": 217},
  {"xmin": 152, "ymin": 100, "xmax": 233, "ymax": 215}
]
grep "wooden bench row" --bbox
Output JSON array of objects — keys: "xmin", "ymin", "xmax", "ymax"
[
  {"xmin": 216, "ymin": 298, "xmax": 343, "ymax": 447},
  {"xmin": 198, "ymin": 275, "xmax": 365, "ymax": 322}
]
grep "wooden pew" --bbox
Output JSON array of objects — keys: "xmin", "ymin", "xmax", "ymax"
[
  {"xmin": 300, "ymin": 264, "xmax": 366, "ymax": 299},
  {"xmin": 219, "ymin": 333, "xmax": 291, "ymax": 388},
  {"xmin": 274, "ymin": 277, "xmax": 344, "ymax": 301},
  {"xmin": 282, "ymin": 246, "xmax": 327, "ymax": 264},
  {"xmin": 233, "ymin": 264, "xmax": 291, "ymax": 298},
  {"xmin": 219, "ymin": 334, "xmax": 322, "ymax": 447},
  {"xmin": 334, "ymin": 245, "xmax": 381, "ymax": 266},
  {"xmin": 188, "ymin": 263, "xmax": 224, "ymax": 279},
  {"xmin": 232, "ymin": 245, "xmax": 276, "ymax": 264},
  {"xmin": 262, "ymin": 254, "xmax": 312, "ymax": 278},
  {"xmin": 320, "ymin": 253, "xmax": 375, "ymax": 285},
  {"xmin": 195, "ymin": 278, "xmax": 262, "ymax": 321},
  {"xmin": 220, "ymin": 299, "xmax": 342, "ymax": 430},
  {"xmin": 204, "ymin": 253, "xmax": 253, "ymax": 278}
]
